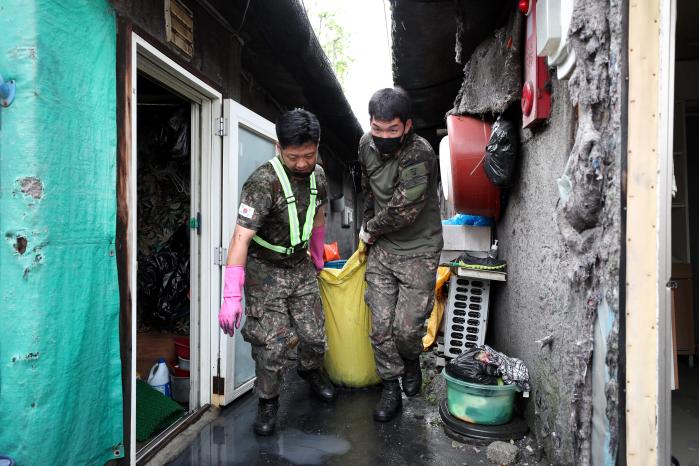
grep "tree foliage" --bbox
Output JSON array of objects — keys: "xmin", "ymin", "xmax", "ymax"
[{"xmin": 304, "ymin": 2, "xmax": 354, "ymax": 88}]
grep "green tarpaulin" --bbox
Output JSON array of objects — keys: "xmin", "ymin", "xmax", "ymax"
[{"xmin": 0, "ymin": 1, "xmax": 123, "ymax": 464}]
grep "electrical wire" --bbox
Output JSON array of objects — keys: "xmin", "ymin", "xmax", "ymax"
[{"xmin": 238, "ymin": 0, "xmax": 251, "ymax": 30}]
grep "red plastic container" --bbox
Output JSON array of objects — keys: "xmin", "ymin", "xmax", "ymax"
[
  {"xmin": 174, "ymin": 337, "xmax": 190, "ymax": 360},
  {"xmin": 446, "ymin": 115, "xmax": 501, "ymax": 220},
  {"xmin": 173, "ymin": 364, "xmax": 190, "ymax": 378}
]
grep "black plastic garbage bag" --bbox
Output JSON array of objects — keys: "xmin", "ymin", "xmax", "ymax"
[
  {"xmin": 446, "ymin": 345, "xmax": 532, "ymax": 392},
  {"xmin": 138, "ymin": 223, "xmax": 190, "ymax": 332},
  {"xmin": 161, "ymin": 108, "xmax": 190, "ymax": 160},
  {"xmin": 445, "ymin": 347, "xmax": 500, "ymax": 385},
  {"xmin": 484, "ymin": 116, "xmax": 519, "ymax": 187},
  {"xmin": 139, "ymin": 107, "xmax": 190, "ymax": 162}
]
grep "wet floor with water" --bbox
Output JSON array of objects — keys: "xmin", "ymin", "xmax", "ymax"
[{"xmin": 166, "ymin": 368, "xmax": 542, "ymax": 466}]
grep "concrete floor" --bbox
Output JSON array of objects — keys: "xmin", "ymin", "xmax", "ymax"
[
  {"xmin": 672, "ymin": 358, "xmax": 699, "ymax": 466},
  {"xmin": 165, "ymin": 368, "xmax": 544, "ymax": 466}
]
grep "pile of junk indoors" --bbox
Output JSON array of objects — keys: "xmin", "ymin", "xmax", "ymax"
[{"xmin": 134, "ymin": 74, "xmax": 193, "ymax": 446}]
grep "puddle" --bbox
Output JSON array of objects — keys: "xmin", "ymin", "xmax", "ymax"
[
  {"xmin": 265, "ymin": 428, "xmax": 351, "ymax": 465},
  {"xmin": 173, "ymin": 398, "xmax": 351, "ymax": 466},
  {"xmin": 166, "ymin": 371, "xmax": 524, "ymax": 465}
]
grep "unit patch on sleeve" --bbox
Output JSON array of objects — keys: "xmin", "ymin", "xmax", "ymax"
[{"xmin": 238, "ymin": 203, "xmax": 255, "ymax": 219}]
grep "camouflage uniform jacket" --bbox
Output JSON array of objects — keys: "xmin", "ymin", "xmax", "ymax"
[
  {"xmin": 359, "ymin": 131, "xmax": 443, "ymax": 255},
  {"xmin": 237, "ymin": 158, "xmax": 328, "ymax": 267}
]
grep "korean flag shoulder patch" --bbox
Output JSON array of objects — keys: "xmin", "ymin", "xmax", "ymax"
[{"xmin": 238, "ymin": 203, "xmax": 255, "ymax": 219}]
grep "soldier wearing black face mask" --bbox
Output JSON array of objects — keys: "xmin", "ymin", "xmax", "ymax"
[{"xmin": 357, "ymin": 88, "xmax": 443, "ymax": 423}]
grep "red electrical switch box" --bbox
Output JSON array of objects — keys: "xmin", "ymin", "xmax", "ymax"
[{"xmin": 522, "ymin": 1, "xmax": 552, "ymax": 128}]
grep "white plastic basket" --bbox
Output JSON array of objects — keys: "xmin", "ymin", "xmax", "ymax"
[{"xmin": 443, "ymin": 274, "xmax": 491, "ymax": 358}]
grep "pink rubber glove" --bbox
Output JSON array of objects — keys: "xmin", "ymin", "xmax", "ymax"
[
  {"xmin": 219, "ymin": 265, "xmax": 245, "ymax": 336},
  {"xmin": 309, "ymin": 225, "xmax": 326, "ymax": 272}
]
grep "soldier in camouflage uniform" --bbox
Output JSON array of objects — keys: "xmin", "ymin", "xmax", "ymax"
[
  {"xmin": 218, "ymin": 109, "xmax": 335, "ymax": 436},
  {"xmin": 358, "ymin": 88, "xmax": 443, "ymax": 422}
]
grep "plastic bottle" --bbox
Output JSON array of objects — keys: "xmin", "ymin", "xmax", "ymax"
[
  {"xmin": 488, "ymin": 240, "xmax": 499, "ymax": 260},
  {"xmin": 147, "ymin": 358, "xmax": 172, "ymax": 397}
]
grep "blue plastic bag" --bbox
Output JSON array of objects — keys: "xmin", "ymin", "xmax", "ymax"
[{"xmin": 442, "ymin": 213, "xmax": 493, "ymax": 227}]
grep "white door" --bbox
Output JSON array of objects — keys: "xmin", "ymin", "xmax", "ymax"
[
  {"xmin": 217, "ymin": 99, "xmax": 277, "ymax": 405},
  {"xmin": 130, "ymin": 34, "xmax": 223, "ymax": 461}
]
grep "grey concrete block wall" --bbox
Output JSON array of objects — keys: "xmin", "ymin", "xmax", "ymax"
[
  {"xmin": 489, "ymin": 80, "xmax": 578, "ymax": 459},
  {"xmin": 487, "ymin": 1, "xmax": 624, "ymax": 462}
]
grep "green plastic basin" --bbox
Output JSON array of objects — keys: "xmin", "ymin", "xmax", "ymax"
[{"xmin": 442, "ymin": 371, "xmax": 519, "ymax": 425}]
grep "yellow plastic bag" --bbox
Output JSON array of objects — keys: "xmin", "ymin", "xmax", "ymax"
[
  {"xmin": 422, "ymin": 266, "xmax": 452, "ymax": 350},
  {"xmin": 318, "ymin": 242, "xmax": 381, "ymax": 388}
]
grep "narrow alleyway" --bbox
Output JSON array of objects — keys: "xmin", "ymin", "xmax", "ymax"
[{"xmin": 166, "ymin": 368, "xmax": 543, "ymax": 466}]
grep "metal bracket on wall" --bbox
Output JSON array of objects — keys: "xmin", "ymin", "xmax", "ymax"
[
  {"xmin": 214, "ymin": 247, "xmax": 227, "ymax": 266},
  {"xmin": 216, "ymin": 117, "xmax": 226, "ymax": 137},
  {"xmin": 0, "ymin": 74, "xmax": 16, "ymax": 107},
  {"xmin": 342, "ymin": 206, "xmax": 353, "ymax": 228}
]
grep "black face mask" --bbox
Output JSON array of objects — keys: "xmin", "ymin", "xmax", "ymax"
[{"xmin": 372, "ymin": 134, "xmax": 404, "ymax": 156}]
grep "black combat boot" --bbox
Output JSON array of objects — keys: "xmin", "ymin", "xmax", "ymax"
[
  {"xmin": 297, "ymin": 368, "xmax": 336, "ymax": 402},
  {"xmin": 373, "ymin": 379, "xmax": 403, "ymax": 422},
  {"xmin": 401, "ymin": 358, "xmax": 422, "ymax": 397},
  {"xmin": 253, "ymin": 397, "xmax": 279, "ymax": 436}
]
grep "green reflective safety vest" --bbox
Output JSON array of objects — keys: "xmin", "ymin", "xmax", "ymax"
[{"xmin": 252, "ymin": 157, "xmax": 318, "ymax": 255}]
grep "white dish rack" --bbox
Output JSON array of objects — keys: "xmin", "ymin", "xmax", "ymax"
[{"xmin": 443, "ymin": 274, "xmax": 491, "ymax": 358}]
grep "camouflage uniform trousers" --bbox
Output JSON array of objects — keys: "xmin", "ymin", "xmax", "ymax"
[
  {"xmin": 241, "ymin": 255, "xmax": 326, "ymax": 399},
  {"xmin": 364, "ymin": 242, "xmax": 440, "ymax": 381}
]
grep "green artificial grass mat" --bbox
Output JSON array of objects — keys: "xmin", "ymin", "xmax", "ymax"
[{"xmin": 136, "ymin": 379, "xmax": 185, "ymax": 442}]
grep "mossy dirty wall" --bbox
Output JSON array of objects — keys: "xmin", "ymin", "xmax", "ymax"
[
  {"xmin": 0, "ymin": 1, "xmax": 124, "ymax": 464},
  {"xmin": 487, "ymin": 1, "xmax": 623, "ymax": 464}
]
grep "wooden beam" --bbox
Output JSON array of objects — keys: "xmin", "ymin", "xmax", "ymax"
[
  {"xmin": 116, "ymin": 16, "xmax": 133, "ymax": 465},
  {"xmin": 626, "ymin": 0, "xmax": 674, "ymax": 464},
  {"xmin": 130, "ymin": 22, "xmax": 223, "ymax": 95}
]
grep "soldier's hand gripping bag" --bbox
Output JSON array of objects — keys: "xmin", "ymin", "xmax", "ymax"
[
  {"xmin": 483, "ymin": 116, "xmax": 519, "ymax": 187},
  {"xmin": 318, "ymin": 242, "xmax": 381, "ymax": 388},
  {"xmin": 445, "ymin": 347, "xmax": 500, "ymax": 385}
]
